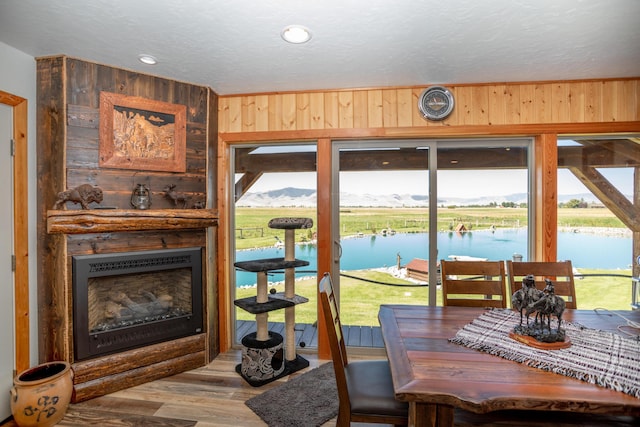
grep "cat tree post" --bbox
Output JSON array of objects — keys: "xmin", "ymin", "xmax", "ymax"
[
  {"xmin": 284, "ymin": 228, "xmax": 296, "ymax": 361},
  {"xmin": 255, "ymin": 271, "xmax": 269, "ymax": 341}
]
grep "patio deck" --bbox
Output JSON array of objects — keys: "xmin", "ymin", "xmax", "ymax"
[{"xmin": 235, "ymin": 320, "xmax": 384, "ymax": 348}]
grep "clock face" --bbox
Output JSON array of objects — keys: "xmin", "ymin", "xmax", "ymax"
[{"xmin": 418, "ymin": 86, "xmax": 454, "ymax": 121}]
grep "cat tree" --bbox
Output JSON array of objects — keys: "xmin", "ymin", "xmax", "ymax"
[{"xmin": 233, "ymin": 217, "xmax": 313, "ymax": 386}]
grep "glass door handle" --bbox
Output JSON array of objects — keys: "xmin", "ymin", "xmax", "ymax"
[{"xmin": 334, "ymin": 240, "xmax": 342, "ymax": 262}]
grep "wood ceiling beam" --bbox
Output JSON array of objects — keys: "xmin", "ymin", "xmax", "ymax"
[
  {"xmin": 235, "ymin": 152, "xmax": 317, "ymax": 173},
  {"xmin": 235, "ymin": 171, "xmax": 263, "ymax": 201},
  {"xmin": 568, "ymin": 165, "xmax": 640, "ymax": 232},
  {"xmin": 577, "ymin": 139, "xmax": 640, "ymax": 165}
]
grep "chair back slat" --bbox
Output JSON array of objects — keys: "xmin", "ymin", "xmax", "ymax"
[
  {"xmin": 319, "ymin": 273, "xmax": 351, "ymax": 408},
  {"xmin": 440, "ymin": 260, "xmax": 508, "ymax": 308},
  {"xmin": 506, "ymin": 260, "xmax": 577, "ymax": 309}
]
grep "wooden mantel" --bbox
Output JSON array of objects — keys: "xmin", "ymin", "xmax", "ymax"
[{"xmin": 47, "ymin": 209, "xmax": 219, "ymax": 234}]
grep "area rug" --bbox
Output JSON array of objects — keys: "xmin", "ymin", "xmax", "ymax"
[
  {"xmin": 450, "ymin": 309, "xmax": 640, "ymax": 398},
  {"xmin": 245, "ymin": 362, "xmax": 339, "ymax": 426}
]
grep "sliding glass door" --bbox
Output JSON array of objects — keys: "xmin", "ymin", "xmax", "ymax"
[
  {"xmin": 332, "ymin": 141, "xmax": 436, "ymax": 330},
  {"xmin": 331, "ymin": 139, "xmax": 530, "ymax": 334}
]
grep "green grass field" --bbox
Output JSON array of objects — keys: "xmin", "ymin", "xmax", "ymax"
[{"xmin": 235, "ymin": 268, "xmax": 635, "ymax": 326}]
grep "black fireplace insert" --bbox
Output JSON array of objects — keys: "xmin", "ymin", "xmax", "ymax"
[{"xmin": 72, "ymin": 247, "xmax": 203, "ymax": 361}]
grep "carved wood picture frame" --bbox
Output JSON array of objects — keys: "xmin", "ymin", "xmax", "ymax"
[{"xmin": 99, "ymin": 92, "xmax": 186, "ymax": 172}]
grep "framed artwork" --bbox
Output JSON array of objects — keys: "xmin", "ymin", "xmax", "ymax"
[{"xmin": 99, "ymin": 92, "xmax": 187, "ymax": 172}]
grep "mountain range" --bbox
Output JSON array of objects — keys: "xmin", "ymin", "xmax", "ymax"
[{"xmin": 237, "ymin": 187, "xmax": 605, "ymax": 208}]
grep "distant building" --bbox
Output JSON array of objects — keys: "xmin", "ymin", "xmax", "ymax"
[{"xmin": 405, "ymin": 258, "xmax": 440, "ymax": 284}]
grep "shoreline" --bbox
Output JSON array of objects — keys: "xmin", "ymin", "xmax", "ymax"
[{"xmin": 557, "ymin": 226, "xmax": 632, "ymax": 237}]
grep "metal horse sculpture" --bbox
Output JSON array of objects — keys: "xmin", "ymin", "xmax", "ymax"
[
  {"xmin": 527, "ymin": 279, "xmax": 565, "ymax": 331},
  {"xmin": 512, "ymin": 276, "xmax": 566, "ymax": 343},
  {"xmin": 511, "ymin": 274, "xmax": 542, "ymax": 326}
]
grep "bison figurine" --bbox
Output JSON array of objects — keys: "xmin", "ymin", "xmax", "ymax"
[{"xmin": 53, "ymin": 184, "xmax": 103, "ymax": 209}]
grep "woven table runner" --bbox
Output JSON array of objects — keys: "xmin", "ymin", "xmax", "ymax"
[{"xmin": 450, "ymin": 309, "xmax": 640, "ymax": 398}]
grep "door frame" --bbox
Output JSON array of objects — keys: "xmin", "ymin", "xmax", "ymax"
[{"xmin": 0, "ymin": 90, "xmax": 29, "ymax": 373}]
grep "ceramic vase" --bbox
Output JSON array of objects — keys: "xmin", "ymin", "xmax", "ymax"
[{"xmin": 10, "ymin": 361, "xmax": 73, "ymax": 427}]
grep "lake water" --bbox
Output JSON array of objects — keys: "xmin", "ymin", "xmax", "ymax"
[{"xmin": 235, "ymin": 229, "xmax": 632, "ymax": 287}]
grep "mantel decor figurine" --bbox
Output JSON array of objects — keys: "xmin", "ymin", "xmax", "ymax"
[
  {"xmin": 52, "ymin": 184, "xmax": 103, "ymax": 210},
  {"xmin": 510, "ymin": 275, "xmax": 570, "ymax": 350},
  {"xmin": 162, "ymin": 184, "xmax": 205, "ymax": 209}
]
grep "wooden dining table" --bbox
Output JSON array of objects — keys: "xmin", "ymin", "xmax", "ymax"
[{"xmin": 378, "ymin": 305, "xmax": 640, "ymax": 427}]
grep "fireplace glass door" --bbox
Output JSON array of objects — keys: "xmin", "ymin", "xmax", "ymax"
[{"xmin": 72, "ymin": 247, "xmax": 203, "ymax": 361}]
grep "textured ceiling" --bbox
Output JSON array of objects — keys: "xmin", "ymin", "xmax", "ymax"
[{"xmin": 1, "ymin": 0, "xmax": 639, "ymax": 95}]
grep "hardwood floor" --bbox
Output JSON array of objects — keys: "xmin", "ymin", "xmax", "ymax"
[
  {"xmin": 1, "ymin": 350, "xmax": 369, "ymax": 427},
  {"xmin": 2, "ymin": 349, "xmax": 638, "ymax": 426}
]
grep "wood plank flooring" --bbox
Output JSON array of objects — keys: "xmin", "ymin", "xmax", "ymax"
[
  {"xmin": 2, "ymin": 349, "xmax": 638, "ymax": 426},
  {"xmin": 1, "ymin": 350, "xmax": 363, "ymax": 427}
]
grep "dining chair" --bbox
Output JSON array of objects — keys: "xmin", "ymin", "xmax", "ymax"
[
  {"xmin": 440, "ymin": 259, "xmax": 509, "ymax": 308},
  {"xmin": 506, "ymin": 260, "xmax": 577, "ymax": 309},
  {"xmin": 318, "ymin": 273, "xmax": 408, "ymax": 426}
]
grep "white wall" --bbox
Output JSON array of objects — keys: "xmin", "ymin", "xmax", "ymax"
[{"xmin": 0, "ymin": 41, "xmax": 38, "ymax": 366}]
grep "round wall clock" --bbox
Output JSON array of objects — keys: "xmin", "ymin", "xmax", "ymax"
[{"xmin": 418, "ymin": 86, "xmax": 454, "ymax": 121}]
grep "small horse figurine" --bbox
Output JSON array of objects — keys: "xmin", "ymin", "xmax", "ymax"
[
  {"xmin": 512, "ymin": 274, "xmax": 542, "ymax": 326},
  {"xmin": 530, "ymin": 279, "xmax": 565, "ymax": 332},
  {"xmin": 526, "ymin": 279, "xmax": 566, "ymax": 332},
  {"xmin": 512, "ymin": 277, "xmax": 567, "ymax": 344}
]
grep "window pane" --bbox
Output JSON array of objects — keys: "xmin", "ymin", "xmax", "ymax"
[
  {"xmin": 232, "ymin": 144, "xmax": 318, "ymax": 348},
  {"xmin": 557, "ymin": 137, "xmax": 636, "ymax": 310},
  {"xmin": 437, "ymin": 143, "xmax": 529, "ymax": 261},
  {"xmin": 338, "ymin": 145, "xmax": 431, "ymax": 329}
]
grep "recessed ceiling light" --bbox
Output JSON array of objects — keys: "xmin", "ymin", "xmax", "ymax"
[
  {"xmin": 281, "ymin": 25, "xmax": 312, "ymax": 44},
  {"xmin": 138, "ymin": 54, "xmax": 158, "ymax": 65}
]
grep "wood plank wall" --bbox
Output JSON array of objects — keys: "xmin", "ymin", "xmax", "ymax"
[
  {"xmin": 36, "ymin": 56, "xmax": 218, "ymax": 370},
  {"xmin": 63, "ymin": 58, "xmax": 211, "ymax": 207},
  {"xmin": 219, "ymin": 79, "xmax": 639, "ymax": 132},
  {"xmin": 216, "ymin": 78, "xmax": 640, "ymax": 355}
]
